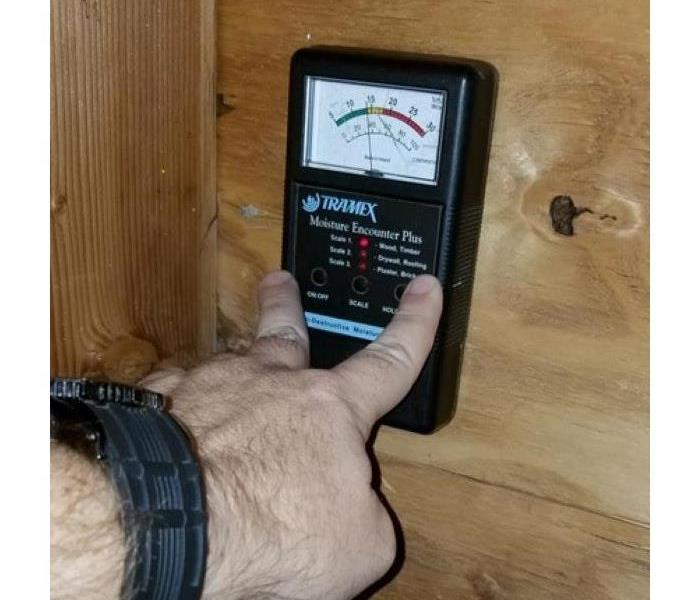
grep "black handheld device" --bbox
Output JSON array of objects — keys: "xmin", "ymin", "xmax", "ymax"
[{"xmin": 282, "ymin": 47, "xmax": 497, "ymax": 433}]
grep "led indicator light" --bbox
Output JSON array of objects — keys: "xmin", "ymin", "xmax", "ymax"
[
  {"xmin": 357, "ymin": 262, "xmax": 367, "ymax": 273},
  {"xmin": 358, "ymin": 236, "xmax": 370, "ymax": 249}
]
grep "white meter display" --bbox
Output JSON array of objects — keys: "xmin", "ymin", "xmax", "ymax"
[{"xmin": 303, "ymin": 77, "xmax": 446, "ymax": 185}]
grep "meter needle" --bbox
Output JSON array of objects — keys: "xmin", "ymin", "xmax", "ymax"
[{"xmin": 364, "ymin": 101, "xmax": 374, "ymax": 173}]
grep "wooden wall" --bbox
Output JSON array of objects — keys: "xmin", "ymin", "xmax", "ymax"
[
  {"xmin": 216, "ymin": 1, "xmax": 649, "ymax": 598},
  {"xmin": 51, "ymin": 0, "xmax": 648, "ymax": 596},
  {"xmin": 51, "ymin": 0, "xmax": 217, "ymax": 382}
]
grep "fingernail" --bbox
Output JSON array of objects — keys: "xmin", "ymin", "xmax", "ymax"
[
  {"xmin": 260, "ymin": 270, "xmax": 293, "ymax": 287},
  {"xmin": 405, "ymin": 275, "xmax": 438, "ymax": 296}
]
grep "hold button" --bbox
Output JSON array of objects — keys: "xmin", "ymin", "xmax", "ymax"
[{"xmin": 394, "ymin": 283, "xmax": 407, "ymax": 301}]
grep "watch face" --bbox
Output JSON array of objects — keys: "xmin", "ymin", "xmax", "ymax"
[{"xmin": 303, "ymin": 77, "xmax": 446, "ymax": 185}]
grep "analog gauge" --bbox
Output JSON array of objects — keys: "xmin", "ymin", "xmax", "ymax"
[{"xmin": 303, "ymin": 77, "xmax": 446, "ymax": 185}]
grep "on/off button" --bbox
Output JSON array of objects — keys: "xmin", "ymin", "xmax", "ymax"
[{"xmin": 310, "ymin": 267, "xmax": 328, "ymax": 287}]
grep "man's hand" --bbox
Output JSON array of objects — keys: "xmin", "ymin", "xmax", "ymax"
[
  {"xmin": 51, "ymin": 270, "xmax": 442, "ymax": 600},
  {"xmin": 145, "ymin": 271, "xmax": 442, "ymax": 599}
]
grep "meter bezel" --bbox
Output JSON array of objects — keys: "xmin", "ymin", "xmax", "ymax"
[{"xmin": 286, "ymin": 47, "xmax": 477, "ymax": 206}]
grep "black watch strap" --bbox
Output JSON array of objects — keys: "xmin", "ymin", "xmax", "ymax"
[{"xmin": 50, "ymin": 378, "xmax": 207, "ymax": 600}]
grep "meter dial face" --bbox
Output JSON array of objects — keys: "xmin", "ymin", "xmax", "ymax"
[{"xmin": 303, "ymin": 77, "xmax": 446, "ymax": 185}]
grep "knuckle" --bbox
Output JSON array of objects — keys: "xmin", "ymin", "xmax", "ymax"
[
  {"xmin": 255, "ymin": 327, "xmax": 307, "ymax": 355},
  {"xmin": 364, "ymin": 337, "xmax": 415, "ymax": 372},
  {"xmin": 299, "ymin": 370, "xmax": 342, "ymax": 403},
  {"xmin": 301, "ymin": 371, "xmax": 366, "ymax": 427}
]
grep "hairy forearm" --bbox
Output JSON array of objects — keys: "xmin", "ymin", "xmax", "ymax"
[
  {"xmin": 49, "ymin": 431, "xmax": 275, "ymax": 600},
  {"xmin": 50, "ymin": 443, "xmax": 125, "ymax": 599}
]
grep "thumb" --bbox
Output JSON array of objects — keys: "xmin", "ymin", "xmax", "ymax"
[{"xmin": 332, "ymin": 275, "xmax": 442, "ymax": 432}]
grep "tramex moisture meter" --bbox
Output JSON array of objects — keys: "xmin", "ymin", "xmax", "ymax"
[{"xmin": 282, "ymin": 47, "xmax": 497, "ymax": 433}]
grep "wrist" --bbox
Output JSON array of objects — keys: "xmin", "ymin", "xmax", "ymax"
[
  {"xmin": 50, "ymin": 442, "xmax": 126, "ymax": 599},
  {"xmin": 173, "ymin": 405, "xmax": 290, "ymax": 600},
  {"xmin": 51, "ymin": 377, "xmax": 208, "ymax": 600},
  {"xmin": 199, "ymin": 460, "xmax": 256, "ymax": 599},
  {"xmin": 177, "ymin": 420, "xmax": 265, "ymax": 599},
  {"xmin": 158, "ymin": 365, "xmax": 321, "ymax": 599}
]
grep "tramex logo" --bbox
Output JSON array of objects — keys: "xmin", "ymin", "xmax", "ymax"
[
  {"xmin": 302, "ymin": 194, "xmax": 321, "ymax": 213},
  {"xmin": 301, "ymin": 191, "xmax": 378, "ymax": 223}
]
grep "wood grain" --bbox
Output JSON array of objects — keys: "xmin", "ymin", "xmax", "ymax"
[
  {"xmin": 215, "ymin": 0, "xmax": 648, "ymax": 596},
  {"xmin": 51, "ymin": 0, "xmax": 217, "ymax": 380},
  {"xmin": 376, "ymin": 455, "xmax": 648, "ymax": 599}
]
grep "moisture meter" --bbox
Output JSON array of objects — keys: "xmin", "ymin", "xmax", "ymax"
[{"xmin": 282, "ymin": 47, "xmax": 497, "ymax": 433}]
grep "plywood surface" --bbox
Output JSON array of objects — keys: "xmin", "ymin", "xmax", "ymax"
[
  {"xmin": 51, "ymin": 0, "xmax": 217, "ymax": 381},
  {"xmin": 377, "ymin": 457, "xmax": 648, "ymax": 600},
  {"xmin": 216, "ymin": 1, "xmax": 649, "ymax": 597}
]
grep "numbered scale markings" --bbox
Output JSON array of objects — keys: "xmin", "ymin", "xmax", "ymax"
[{"xmin": 304, "ymin": 78, "xmax": 446, "ymax": 185}]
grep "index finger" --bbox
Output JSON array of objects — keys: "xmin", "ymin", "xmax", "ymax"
[{"xmin": 332, "ymin": 275, "xmax": 443, "ymax": 430}]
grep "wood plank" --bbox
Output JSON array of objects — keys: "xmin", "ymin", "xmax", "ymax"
[
  {"xmin": 216, "ymin": 0, "xmax": 648, "ymax": 596},
  {"xmin": 51, "ymin": 0, "xmax": 217, "ymax": 380},
  {"xmin": 374, "ymin": 456, "xmax": 648, "ymax": 599}
]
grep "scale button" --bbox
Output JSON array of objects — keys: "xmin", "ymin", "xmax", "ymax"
[
  {"xmin": 310, "ymin": 267, "xmax": 328, "ymax": 287},
  {"xmin": 351, "ymin": 275, "xmax": 370, "ymax": 295}
]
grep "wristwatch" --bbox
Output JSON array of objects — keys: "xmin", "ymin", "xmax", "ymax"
[{"xmin": 50, "ymin": 377, "xmax": 207, "ymax": 600}]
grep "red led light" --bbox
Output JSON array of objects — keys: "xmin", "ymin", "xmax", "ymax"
[
  {"xmin": 358, "ymin": 236, "xmax": 370, "ymax": 249},
  {"xmin": 357, "ymin": 262, "xmax": 367, "ymax": 273},
  {"xmin": 359, "ymin": 249, "xmax": 368, "ymax": 258}
]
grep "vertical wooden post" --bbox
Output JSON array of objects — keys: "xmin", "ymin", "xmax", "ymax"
[{"xmin": 51, "ymin": 0, "xmax": 217, "ymax": 381}]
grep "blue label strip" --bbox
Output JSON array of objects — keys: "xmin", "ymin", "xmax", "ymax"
[{"xmin": 304, "ymin": 311, "xmax": 384, "ymax": 341}]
